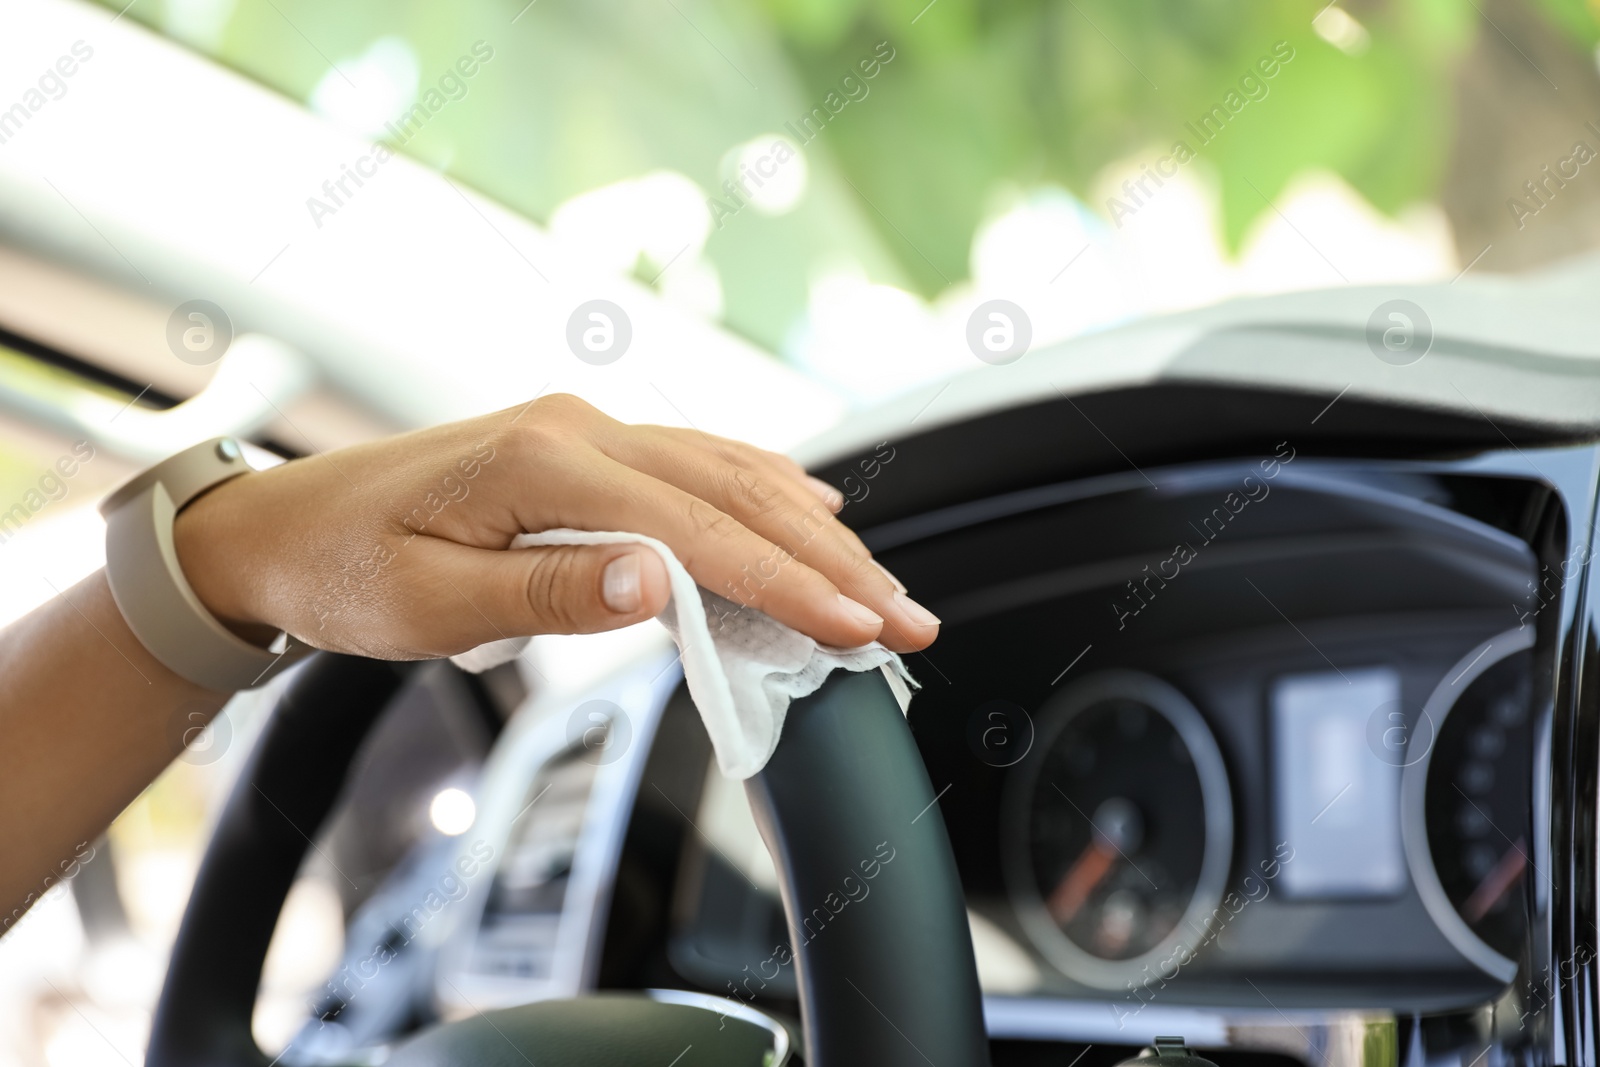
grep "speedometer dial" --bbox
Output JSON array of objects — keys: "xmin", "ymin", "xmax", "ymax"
[
  {"xmin": 1404, "ymin": 627, "xmax": 1535, "ymax": 982},
  {"xmin": 1004, "ymin": 671, "xmax": 1233, "ymax": 989}
]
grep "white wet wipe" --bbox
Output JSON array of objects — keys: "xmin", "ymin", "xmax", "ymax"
[{"xmin": 450, "ymin": 529, "xmax": 917, "ymax": 779}]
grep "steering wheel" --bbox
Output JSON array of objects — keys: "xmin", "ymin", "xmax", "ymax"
[{"xmin": 144, "ymin": 654, "xmax": 989, "ymax": 1066}]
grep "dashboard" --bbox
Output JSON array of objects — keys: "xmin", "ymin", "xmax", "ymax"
[
  {"xmin": 651, "ymin": 458, "xmax": 1554, "ymax": 1010},
  {"xmin": 907, "ymin": 458, "xmax": 1550, "ymax": 1009}
]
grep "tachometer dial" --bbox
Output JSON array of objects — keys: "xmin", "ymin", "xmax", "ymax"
[
  {"xmin": 1404, "ymin": 627, "xmax": 1535, "ymax": 982},
  {"xmin": 1004, "ymin": 671, "xmax": 1233, "ymax": 989}
]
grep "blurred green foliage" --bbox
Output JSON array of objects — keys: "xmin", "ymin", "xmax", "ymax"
[
  {"xmin": 103, "ymin": 0, "xmax": 1600, "ymax": 349},
  {"xmin": 775, "ymin": 0, "xmax": 1481, "ymax": 289}
]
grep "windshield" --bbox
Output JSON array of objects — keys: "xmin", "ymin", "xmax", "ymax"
[{"xmin": 90, "ymin": 0, "xmax": 1600, "ymax": 402}]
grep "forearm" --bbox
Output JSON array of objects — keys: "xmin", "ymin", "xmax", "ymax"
[{"xmin": 0, "ymin": 569, "xmax": 222, "ymax": 925}]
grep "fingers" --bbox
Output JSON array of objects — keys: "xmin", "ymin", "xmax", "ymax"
[
  {"xmin": 644, "ymin": 426, "xmax": 845, "ymax": 514},
  {"xmin": 617, "ymin": 428, "xmax": 866, "ymax": 561},
  {"xmin": 649, "ymin": 431, "xmax": 878, "ymax": 567},
  {"xmin": 478, "ymin": 398, "xmax": 936, "ymax": 652},
  {"xmin": 629, "ymin": 472, "xmax": 892, "ymax": 648},
  {"xmin": 603, "ymin": 431, "xmax": 937, "ymax": 652},
  {"xmin": 386, "ymin": 539, "xmax": 672, "ymax": 654},
  {"xmin": 871, "ymin": 559, "xmax": 907, "ymax": 594},
  {"xmin": 804, "ymin": 476, "xmax": 846, "ymax": 513},
  {"xmin": 537, "ymin": 456, "xmax": 890, "ymax": 648}
]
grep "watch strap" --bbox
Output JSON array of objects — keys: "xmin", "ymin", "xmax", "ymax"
[{"xmin": 100, "ymin": 438, "xmax": 312, "ymax": 691}]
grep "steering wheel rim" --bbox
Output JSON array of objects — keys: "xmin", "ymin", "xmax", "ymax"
[{"xmin": 146, "ymin": 656, "xmax": 989, "ymax": 1067}]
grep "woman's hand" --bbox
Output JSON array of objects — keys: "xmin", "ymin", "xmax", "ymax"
[
  {"xmin": 0, "ymin": 394, "xmax": 936, "ymax": 929},
  {"xmin": 172, "ymin": 394, "xmax": 939, "ymax": 661}
]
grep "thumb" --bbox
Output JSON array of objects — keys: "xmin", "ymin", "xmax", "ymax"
[
  {"xmin": 500, "ymin": 542, "xmax": 673, "ymax": 634},
  {"xmin": 394, "ymin": 539, "xmax": 672, "ymax": 652}
]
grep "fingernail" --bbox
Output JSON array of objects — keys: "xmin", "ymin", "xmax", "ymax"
[
  {"xmin": 894, "ymin": 592, "xmax": 940, "ymax": 628},
  {"xmin": 872, "ymin": 559, "xmax": 908, "ymax": 594},
  {"xmin": 603, "ymin": 552, "xmax": 642, "ymax": 613},
  {"xmin": 806, "ymin": 476, "xmax": 845, "ymax": 512},
  {"xmin": 837, "ymin": 593, "xmax": 883, "ymax": 628}
]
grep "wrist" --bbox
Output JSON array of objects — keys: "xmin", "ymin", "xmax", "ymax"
[
  {"xmin": 101, "ymin": 437, "xmax": 312, "ymax": 690},
  {"xmin": 172, "ymin": 477, "xmax": 279, "ymax": 646}
]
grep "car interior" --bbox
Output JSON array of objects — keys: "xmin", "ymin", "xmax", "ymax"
[
  {"xmin": 2, "ymin": 1, "xmax": 1600, "ymax": 1066},
  {"xmin": 127, "ymin": 371, "xmax": 1600, "ymax": 1067}
]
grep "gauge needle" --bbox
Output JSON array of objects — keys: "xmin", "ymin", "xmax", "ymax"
[
  {"xmin": 1047, "ymin": 839, "xmax": 1117, "ymax": 925},
  {"xmin": 1463, "ymin": 839, "xmax": 1527, "ymax": 924}
]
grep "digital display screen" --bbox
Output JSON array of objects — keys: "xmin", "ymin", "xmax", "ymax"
[{"xmin": 1272, "ymin": 667, "xmax": 1407, "ymax": 899}]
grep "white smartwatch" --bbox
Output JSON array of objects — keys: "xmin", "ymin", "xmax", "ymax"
[{"xmin": 100, "ymin": 437, "xmax": 312, "ymax": 691}]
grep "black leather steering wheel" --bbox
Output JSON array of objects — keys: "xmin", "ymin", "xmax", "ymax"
[{"xmin": 145, "ymin": 654, "xmax": 989, "ymax": 1067}]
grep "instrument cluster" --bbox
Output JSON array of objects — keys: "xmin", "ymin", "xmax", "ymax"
[{"xmin": 1001, "ymin": 627, "xmax": 1536, "ymax": 994}]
